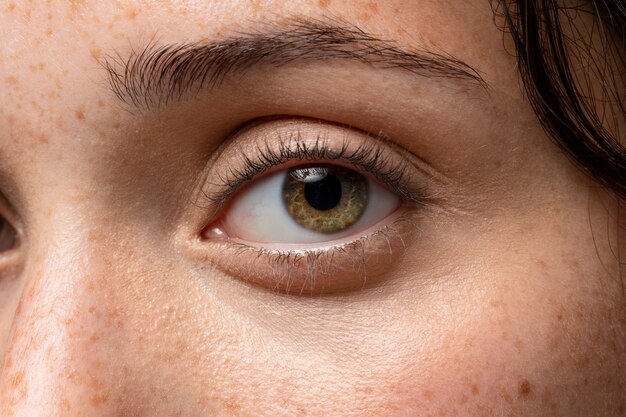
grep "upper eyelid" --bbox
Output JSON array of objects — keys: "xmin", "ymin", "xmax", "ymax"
[{"xmin": 197, "ymin": 121, "xmax": 429, "ymax": 212}]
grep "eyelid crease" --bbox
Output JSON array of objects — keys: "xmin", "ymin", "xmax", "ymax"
[{"xmin": 198, "ymin": 120, "xmax": 431, "ymax": 214}]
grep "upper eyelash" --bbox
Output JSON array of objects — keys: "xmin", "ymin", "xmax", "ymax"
[{"xmin": 202, "ymin": 128, "xmax": 427, "ymax": 208}]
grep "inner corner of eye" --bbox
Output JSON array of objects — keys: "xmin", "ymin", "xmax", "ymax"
[{"xmin": 201, "ymin": 225, "xmax": 228, "ymax": 240}]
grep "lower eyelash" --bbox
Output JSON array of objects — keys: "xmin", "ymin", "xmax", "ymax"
[{"xmin": 199, "ymin": 212, "xmax": 420, "ymax": 295}]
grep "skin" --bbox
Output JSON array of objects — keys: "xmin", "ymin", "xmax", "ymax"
[{"xmin": 0, "ymin": 0, "xmax": 624, "ymax": 416}]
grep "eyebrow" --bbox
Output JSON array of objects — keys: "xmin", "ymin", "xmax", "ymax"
[{"xmin": 102, "ymin": 18, "xmax": 488, "ymax": 109}]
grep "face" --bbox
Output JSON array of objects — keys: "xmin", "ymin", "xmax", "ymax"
[{"xmin": 0, "ymin": 0, "xmax": 624, "ymax": 415}]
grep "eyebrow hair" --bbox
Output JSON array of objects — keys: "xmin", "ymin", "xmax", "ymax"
[{"xmin": 102, "ymin": 18, "xmax": 488, "ymax": 109}]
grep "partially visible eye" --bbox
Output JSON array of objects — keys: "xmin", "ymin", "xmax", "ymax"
[
  {"xmin": 0, "ymin": 217, "xmax": 17, "ymax": 254},
  {"xmin": 215, "ymin": 163, "xmax": 400, "ymax": 245}
]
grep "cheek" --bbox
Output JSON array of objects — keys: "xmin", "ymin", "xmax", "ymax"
[{"xmin": 374, "ymin": 273, "xmax": 626, "ymax": 417}]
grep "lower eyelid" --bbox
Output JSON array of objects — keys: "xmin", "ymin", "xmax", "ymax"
[{"xmin": 193, "ymin": 208, "xmax": 420, "ymax": 295}]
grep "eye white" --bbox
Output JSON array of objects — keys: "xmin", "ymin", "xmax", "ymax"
[{"xmin": 223, "ymin": 168, "xmax": 400, "ymax": 245}]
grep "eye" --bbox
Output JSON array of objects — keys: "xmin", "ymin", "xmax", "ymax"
[
  {"xmin": 195, "ymin": 119, "xmax": 428, "ymax": 294},
  {"xmin": 218, "ymin": 164, "xmax": 400, "ymax": 245}
]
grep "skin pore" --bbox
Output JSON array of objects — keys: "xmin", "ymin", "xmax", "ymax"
[{"xmin": 0, "ymin": 0, "xmax": 624, "ymax": 415}]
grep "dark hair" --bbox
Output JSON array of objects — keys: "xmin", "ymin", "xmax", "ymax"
[{"xmin": 495, "ymin": 0, "xmax": 625, "ymax": 198}]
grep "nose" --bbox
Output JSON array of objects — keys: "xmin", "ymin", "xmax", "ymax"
[{"xmin": 0, "ymin": 225, "xmax": 134, "ymax": 415}]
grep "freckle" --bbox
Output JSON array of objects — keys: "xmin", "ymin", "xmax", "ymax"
[
  {"xmin": 97, "ymin": 99, "xmax": 104, "ymax": 108},
  {"xmin": 75, "ymin": 109, "xmax": 85, "ymax": 121},
  {"xmin": 518, "ymin": 379, "xmax": 532, "ymax": 397},
  {"xmin": 90, "ymin": 392, "xmax": 109, "ymax": 406},
  {"xmin": 536, "ymin": 259, "xmax": 547, "ymax": 270},
  {"xmin": 368, "ymin": 1, "xmax": 378, "ymax": 12},
  {"xmin": 423, "ymin": 389, "xmax": 434, "ymax": 400},
  {"xmin": 69, "ymin": 0, "xmax": 86, "ymax": 13},
  {"xmin": 106, "ymin": 307, "xmax": 119, "ymax": 320},
  {"xmin": 45, "ymin": 28, "xmax": 53, "ymax": 37},
  {"xmin": 25, "ymin": 283, "xmax": 36, "ymax": 302},
  {"xmin": 60, "ymin": 397, "xmax": 72, "ymax": 411},
  {"xmin": 471, "ymin": 384, "xmax": 480, "ymax": 395},
  {"xmin": 125, "ymin": 6, "xmax": 138, "ymax": 19},
  {"xmin": 90, "ymin": 47, "xmax": 102, "ymax": 60},
  {"xmin": 7, "ymin": 2, "xmax": 16, "ymax": 12},
  {"xmin": 38, "ymin": 134, "xmax": 49, "ymax": 144},
  {"xmin": 459, "ymin": 393, "xmax": 468, "ymax": 405},
  {"xmin": 318, "ymin": 0, "xmax": 330, "ymax": 8},
  {"xmin": 5, "ymin": 76, "xmax": 18, "ymax": 86},
  {"xmin": 10, "ymin": 371, "xmax": 25, "ymax": 389}
]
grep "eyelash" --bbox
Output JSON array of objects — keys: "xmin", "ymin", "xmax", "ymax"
[{"xmin": 202, "ymin": 128, "xmax": 427, "ymax": 210}]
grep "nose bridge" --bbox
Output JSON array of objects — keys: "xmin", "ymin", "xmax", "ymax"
[{"xmin": 0, "ymin": 217, "xmax": 127, "ymax": 415}]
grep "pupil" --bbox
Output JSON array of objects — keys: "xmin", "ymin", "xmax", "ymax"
[{"xmin": 303, "ymin": 174, "xmax": 342, "ymax": 211}]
